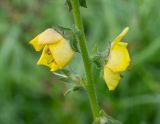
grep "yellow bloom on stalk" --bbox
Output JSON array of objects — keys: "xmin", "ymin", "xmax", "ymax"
[
  {"xmin": 103, "ymin": 27, "xmax": 130, "ymax": 91},
  {"xmin": 29, "ymin": 28, "xmax": 74, "ymax": 71}
]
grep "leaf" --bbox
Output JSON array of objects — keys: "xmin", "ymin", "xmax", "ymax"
[
  {"xmin": 66, "ymin": 0, "xmax": 72, "ymax": 11},
  {"xmin": 79, "ymin": 0, "xmax": 87, "ymax": 8},
  {"xmin": 54, "ymin": 69, "xmax": 81, "ymax": 84},
  {"xmin": 65, "ymin": 0, "xmax": 87, "ymax": 11},
  {"xmin": 70, "ymin": 25, "xmax": 80, "ymax": 52},
  {"xmin": 54, "ymin": 25, "xmax": 72, "ymax": 38},
  {"xmin": 56, "ymin": 25, "xmax": 72, "ymax": 31},
  {"xmin": 70, "ymin": 37, "xmax": 80, "ymax": 52},
  {"xmin": 54, "ymin": 23, "xmax": 80, "ymax": 53},
  {"xmin": 72, "ymin": 25, "xmax": 81, "ymax": 36},
  {"xmin": 54, "ymin": 25, "xmax": 80, "ymax": 52},
  {"xmin": 64, "ymin": 85, "xmax": 82, "ymax": 96},
  {"xmin": 61, "ymin": 69, "xmax": 71, "ymax": 76},
  {"xmin": 93, "ymin": 110, "xmax": 122, "ymax": 124},
  {"xmin": 92, "ymin": 44, "xmax": 98, "ymax": 57},
  {"xmin": 53, "ymin": 72, "xmax": 69, "ymax": 82}
]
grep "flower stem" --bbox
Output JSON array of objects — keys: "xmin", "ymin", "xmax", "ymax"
[{"xmin": 70, "ymin": 0, "xmax": 100, "ymax": 120}]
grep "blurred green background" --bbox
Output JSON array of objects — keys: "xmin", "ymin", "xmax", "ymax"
[{"xmin": 0, "ymin": 0, "xmax": 160, "ymax": 124}]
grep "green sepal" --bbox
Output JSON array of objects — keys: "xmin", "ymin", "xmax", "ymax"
[
  {"xmin": 54, "ymin": 25, "xmax": 80, "ymax": 52},
  {"xmin": 70, "ymin": 36, "xmax": 80, "ymax": 52},
  {"xmin": 92, "ymin": 44, "xmax": 98, "ymax": 57},
  {"xmin": 56, "ymin": 25, "xmax": 72, "ymax": 32},
  {"xmin": 93, "ymin": 110, "xmax": 122, "ymax": 124},
  {"xmin": 54, "ymin": 69, "xmax": 82, "ymax": 85},
  {"xmin": 54, "ymin": 25, "xmax": 72, "ymax": 39},
  {"xmin": 92, "ymin": 54, "xmax": 105, "ymax": 68},
  {"xmin": 64, "ymin": 85, "xmax": 82, "ymax": 96},
  {"xmin": 91, "ymin": 44, "xmax": 109, "ymax": 69},
  {"xmin": 53, "ymin": 72, "xmax": 69, "ymax": 82}
]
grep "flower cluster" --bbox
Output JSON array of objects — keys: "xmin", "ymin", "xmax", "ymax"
[
  {"xmin": 29, "ymin": 27, "xmax": 130, "ymax": 91},
  {"xmin": 29, "ymin": 28, "xmax": 74, "ymax": 71},
  {"xmin": 103, "ymin": 27, "xmax": 130, "ymax": 91}
]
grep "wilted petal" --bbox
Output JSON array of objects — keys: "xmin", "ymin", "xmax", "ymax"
[{"xmin": 103, "ymin": 67, "xmax": 121, "ymax": 91}]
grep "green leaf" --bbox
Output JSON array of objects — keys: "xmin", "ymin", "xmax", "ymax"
[
  {"xmin": 79, "ymin": 0, "xmax": 87, "ymax": 8},
  {"xmin": 94, "ymin": 110, "xmax": 122, "ymax": 124},
  {"xmin": 91, "ymin": 43, "xmax": 98, "ymax": 57},
  {"xmin": 70, "ymin": 25, "xmax": 80, "ymax": 52},
  {"xmin": 64, "ymin": 85, "xmax": 82, "ymax": 96},
  {"xmin": 66, "ymin": 0, "xmax": 72, "ymax": 11},
  {"xmin": 65, "ymin": 0, "xmax": 87, "ymax": 11},
  {"xmin": 54, "ymin": 25, "xmax": 80, "ymax": 52},
  {"xmin": 54, "ymin": 25, "xmax": 72, "ymax": 38},
  {"xmin": 70, "ymin": 37, "xmax": 80, "ymax": 52},
  {"xmin": 56, "ymin": 25, "xmax": 72, "ymax": 31},
  {"xmin": 53, "ymin": 72, "xmax": 69, "ymax": 82},
  {"xmin": 54, "ymin": 69, "xmax": 81, "ymax": 84}
]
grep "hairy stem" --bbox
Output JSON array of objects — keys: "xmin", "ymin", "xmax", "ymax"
[{"xmin": 70, "ymin": 0, "xmax": 100, "ymax": 120}]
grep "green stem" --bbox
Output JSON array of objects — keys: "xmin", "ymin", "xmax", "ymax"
[{"xmin": 70, "ymin": 0, "xmax": 100, "ymax": 120}]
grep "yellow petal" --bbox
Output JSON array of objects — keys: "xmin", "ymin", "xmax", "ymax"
[
  {"xmin": 112, "ymin": 27, "xmax": 129, "ymax": 47},
  {"xmin": 49, "ymin": 39, "xmax": 74, "ymax": 71},
  {"xmin": 38, "ymin": 28, "xmax": 63, "ymax": 45},
  {"xmin": 107, "ymin": 42, "xmax": 130, "ymax": 72},
  {"xmin": 103, "ymin": 67, "xmax": 121, "ymax": 91},
  {"xmin": 37, "ymin": 45, "xmax": 59, "ymax": 71},
  {"xmin": 29, "ymin": 36, "xmax": 43, "ymax": 51}
]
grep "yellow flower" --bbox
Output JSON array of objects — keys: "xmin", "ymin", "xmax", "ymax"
[
  {"xmin": 103, "ymin": 27, "xmax": 130, "ymax": 91},
  {"xmin": 103, "ymin": 67, "xmax": 121, "ymax": 91},
  {"xmin": 29, "ymin": 28, "xmax": 74, "ymax": 71}
]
